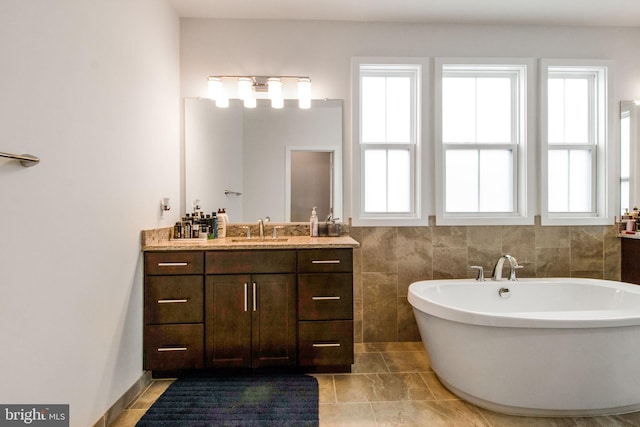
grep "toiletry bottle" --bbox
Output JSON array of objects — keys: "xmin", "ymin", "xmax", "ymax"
[
  {"xmin": 220, "ymin": 208, "xmax": 229, "ymax": 231},
  {"xmin": 310, "ymin": 207, "xmax": 318, "ymax": 237},
  {"xmin": 217, "ymin": 208, "xmax": 227, "ymax": 238},
  {"xmin": 212, "ymin": 212, "xmax": 218, "ymax": 239}
]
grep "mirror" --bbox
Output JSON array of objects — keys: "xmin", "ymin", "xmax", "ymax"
[
  {"xmin": 621, "ymin": 100, "xmax": 640, "ymax": 214},
  {"xmin": 185, "ymin": 98, "xmax": 343, "ymax": 222}
]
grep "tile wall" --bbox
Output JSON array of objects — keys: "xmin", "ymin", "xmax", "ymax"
[{"xmin": 349, "ymin": 216, "xmax": 621, "ymax": 343}]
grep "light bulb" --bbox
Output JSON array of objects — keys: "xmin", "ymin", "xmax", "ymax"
[
  {"xmin": 267, "ymin": 78, "xmax": 282, "ymax": 100},
  {"xmin": 207, "ymin": 77, "xmax": 222, "ymax": 100},
  {"xmin": 267, "ymin": 78, "xmax": 283, "ymax": 109},
  {"xmin": 237, "ymin": 77, "xmax": 253, "ymax": 100},
  {"xmin": 298, "ymin": 78, "xmax": 311, "ymax": 109}
]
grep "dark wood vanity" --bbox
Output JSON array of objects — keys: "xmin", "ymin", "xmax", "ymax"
[
  {"xmin": 142, "ymin": 237, "xmax": 356, "ymax": 375},
  {"xmin": 621, "ymin": 237, "xmax": 640, "ymax": 285}
]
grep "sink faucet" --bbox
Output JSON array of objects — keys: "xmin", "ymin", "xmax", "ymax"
[
  {"xmin": 492, "ymin": 255, "xmax": 520, "ymax": 281},
  {"xmin": 257, "ymin": 216, "xmax": 270, "ymax": 239}
]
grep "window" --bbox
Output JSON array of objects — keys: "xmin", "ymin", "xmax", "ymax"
[
  {"xmin": 541, "ymin": 61, "xmax": 613, "ymax": 225},
  {"xmin": 435, "ymin": 59, "xmax": 533, "ymax": 225},
  {"xmin": 352, "ymin": 58, "xmax": 428, "ymax": 225},
  {"xmin": 620, "ymin": 101, "xmax": 637, "ymax": 216}
]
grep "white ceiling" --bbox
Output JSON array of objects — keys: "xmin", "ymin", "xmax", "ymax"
[{"xmin": 168, "ymin": 0, "xmax": 640, "ymax": 27}]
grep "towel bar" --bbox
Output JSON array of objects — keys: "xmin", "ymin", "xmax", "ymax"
[{"xmin": 0, "ymin": 151, "xmax": 40, "ymax": 167}]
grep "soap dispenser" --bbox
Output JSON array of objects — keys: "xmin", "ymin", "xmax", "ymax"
[{"xmin": 310, "ymin": 207, "xmax": 318, "ymax": 237}]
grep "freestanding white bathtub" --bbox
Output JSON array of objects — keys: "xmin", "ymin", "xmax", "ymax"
[{"xmin": 408, "ymin": 277, "xmax": 640, "ymax": 417}]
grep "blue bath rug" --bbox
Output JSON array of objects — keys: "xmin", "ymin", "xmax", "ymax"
[{"xmin": 135, "ymin": 374, "xmax": 319, "ymax": 427}]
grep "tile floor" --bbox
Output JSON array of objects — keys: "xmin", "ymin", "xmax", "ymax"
[{"xmin": 110, "ymin": 342, "xmax": 640, "ymax": 426}]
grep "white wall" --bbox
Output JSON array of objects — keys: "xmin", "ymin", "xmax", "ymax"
[
  {"xmin": 180, "ymin": 19, "xmax": 640, "ymax": 218},
  {"xmin": 0, "ymin": 1, "xmax": 180, "ymax": 426}
]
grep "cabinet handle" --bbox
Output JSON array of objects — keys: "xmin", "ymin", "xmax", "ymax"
[
  {"xmin": 312, "ymin": 343, "xmax": 341, "ymax": 348},
  {"xmin": 311, "ymin": 260, "xmax": 340, "ymax": 264},
  {"xmin": 244, "ymin": 283, "xmax": 248, "ymax": 312},
  {"xmin": 157, "ymin": 299, "xmax": 188, "ymax": 304},
  {"xmin": 312, "ymin": 296, "xmax": 341, "ymax": 300},
  {"xmin": 252, "ymin": 282, "xmax": 257, "ymax": 312},
  {"xmin": 157, "ymin": 262, "xmax": 188, "ymax": 267},
  {"xmin": 157, "ymin": 347, "xmax": 188, "ymax": 352}
]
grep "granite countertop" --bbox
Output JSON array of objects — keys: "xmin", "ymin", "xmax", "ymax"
[
  {"xmin": 619, "ymin": 232, "xmax": 640, "ymax": 240},
  {"xmin": 142, "ymin": 228, "xmax": 359, "ymax": 251}
]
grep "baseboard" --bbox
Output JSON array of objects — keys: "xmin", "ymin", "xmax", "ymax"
[{"xmin": 92, "ymin": 371, "xmax": 153, "ymax": 427}]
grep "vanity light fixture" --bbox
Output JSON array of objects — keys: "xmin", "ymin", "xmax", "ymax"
[{"xmin": 206, "ymin": 75, "xmax": 312, "ymax": 109}]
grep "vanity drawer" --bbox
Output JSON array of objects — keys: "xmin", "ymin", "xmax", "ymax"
[
  {"xmin": 298, "ymin": 249, "xmax": 353, "ymax": 273},
  {"xmin": 144, "ymin": 275, "xmax": 203, "ymax": 324},
  {"xmin": 298, "ymin": 273, "xmax": 353, "ymax": 321},
  {"xmin": 298, "ymin": 320, "xmax": 354, "ymax": 367},
  {"xmin": 205, "ymin": 250, "xmax": 296, "ymax": 274},
  {"xmin": 144, "ymin": 324, "xmax": 204, "ymax": 371},
  {"xmin": 145, "ymin": 251, "xmax": 204, "ymax": 275}
]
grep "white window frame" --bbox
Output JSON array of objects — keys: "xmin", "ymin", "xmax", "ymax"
[
  {"xmin": 620, "ymin": 107, "xmax": 631, "ymax": 216},
  {"xmin": 351, "ymin": 57, "xmax": 430, "ymax": 226},
  {"xmin": 540, "ymin": 59, "xmax": 614, "ymax": 226},
  {"xmin": 620, "ymin": 101, "xmax": 637, "ymax": 217},
  {"xmin": 434, "ymin": 58, "xmax": 535, "ymax": 226}
]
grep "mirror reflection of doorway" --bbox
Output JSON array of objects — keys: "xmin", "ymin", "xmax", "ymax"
[{"xmin": 290, "ymin": 151, "xmax": 333, "ymax": 221}]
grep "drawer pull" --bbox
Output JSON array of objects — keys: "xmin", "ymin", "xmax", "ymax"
[
  {"xmin": 311, "ymin": 260, "xmax": 340, "ymax": 264},
  {"xmin": 312, "ymin": 343, "xmax": 341, "ymax": 348},
  {"xmin": 157, "ymin": 299, "xmax": 188, "ymax": 304},
  {"xmin": 157, "ymin": 347, "xmax": 188, "ymax": 352},
  {"xmin": 312, "ymin": 296, "xmax": 341, "ymax": 301},
  {"xmin": 157, "ymin": 262, "xmax": 188, "ymax": 267}
]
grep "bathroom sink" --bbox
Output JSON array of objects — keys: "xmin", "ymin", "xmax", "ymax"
[{"xmin": 229, "ymin": 238, "xmax": 289, "ymax": 243}]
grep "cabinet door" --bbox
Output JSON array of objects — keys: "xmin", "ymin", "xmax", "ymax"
[
  {"xmin": 205, "ymin": 275, "xmax": 252, "ymax": 368},
  {"xmin": 252, "ymin": 274, "xmax": 297, "ymax": 368},
  {"xmin": 622, "ymin": 238, "xmax": 640, "ymax": 285}
]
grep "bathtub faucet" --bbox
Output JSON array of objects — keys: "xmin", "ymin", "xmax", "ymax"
[{"xmin": 492, "ymin": 255, "xmax": 521, "ymax": 281}]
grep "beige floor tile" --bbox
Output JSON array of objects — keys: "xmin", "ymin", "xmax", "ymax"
[
  {"xmin": 419, "ymin": 372, "xmax": 458, "ymax": 401},
  {"xmin": 352, "ymin": 352, "xmax": 390, "ymax": 374},
  {"xmin": 371, "ymin": 400, "xmax": 490, "ymax": 427},
  {"xmin": 108, "ymin": 409, "xmax": 146, "ymax": 427},
  {"xmin": 611, "ymin": 411, "xmax": 640, "ymax": 426},
  {"xmin": 477, "ymin": 407, "xmax": 635, "ymax": 427},
  {"xmin": 381, "ymin": 351, "xmax": 431, "ymax": 373},
  {"xmin": 334, "ymin": 373, "xmax": 435, "ymax": 403},
  {"xmin": 106, "ymin": 345, "xmax": 640, "ymax": 426},
  {"xmin": 320, "ymin": 402, "xmax": 377, "ymax": 427},
  {"xmin": 127, "ymin": 379, "xmax": 173, "ymax": 410},
  {"xmin": 354, "ymin": 343, "xmax": 367, "ymax": 353},
  {"xmin": 359, "ymin": 342, "xmax": 425, "ymax": 353},
  {"xmin": 312, "ymin": 374, "xmax": 337, "ymax": 404}
]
